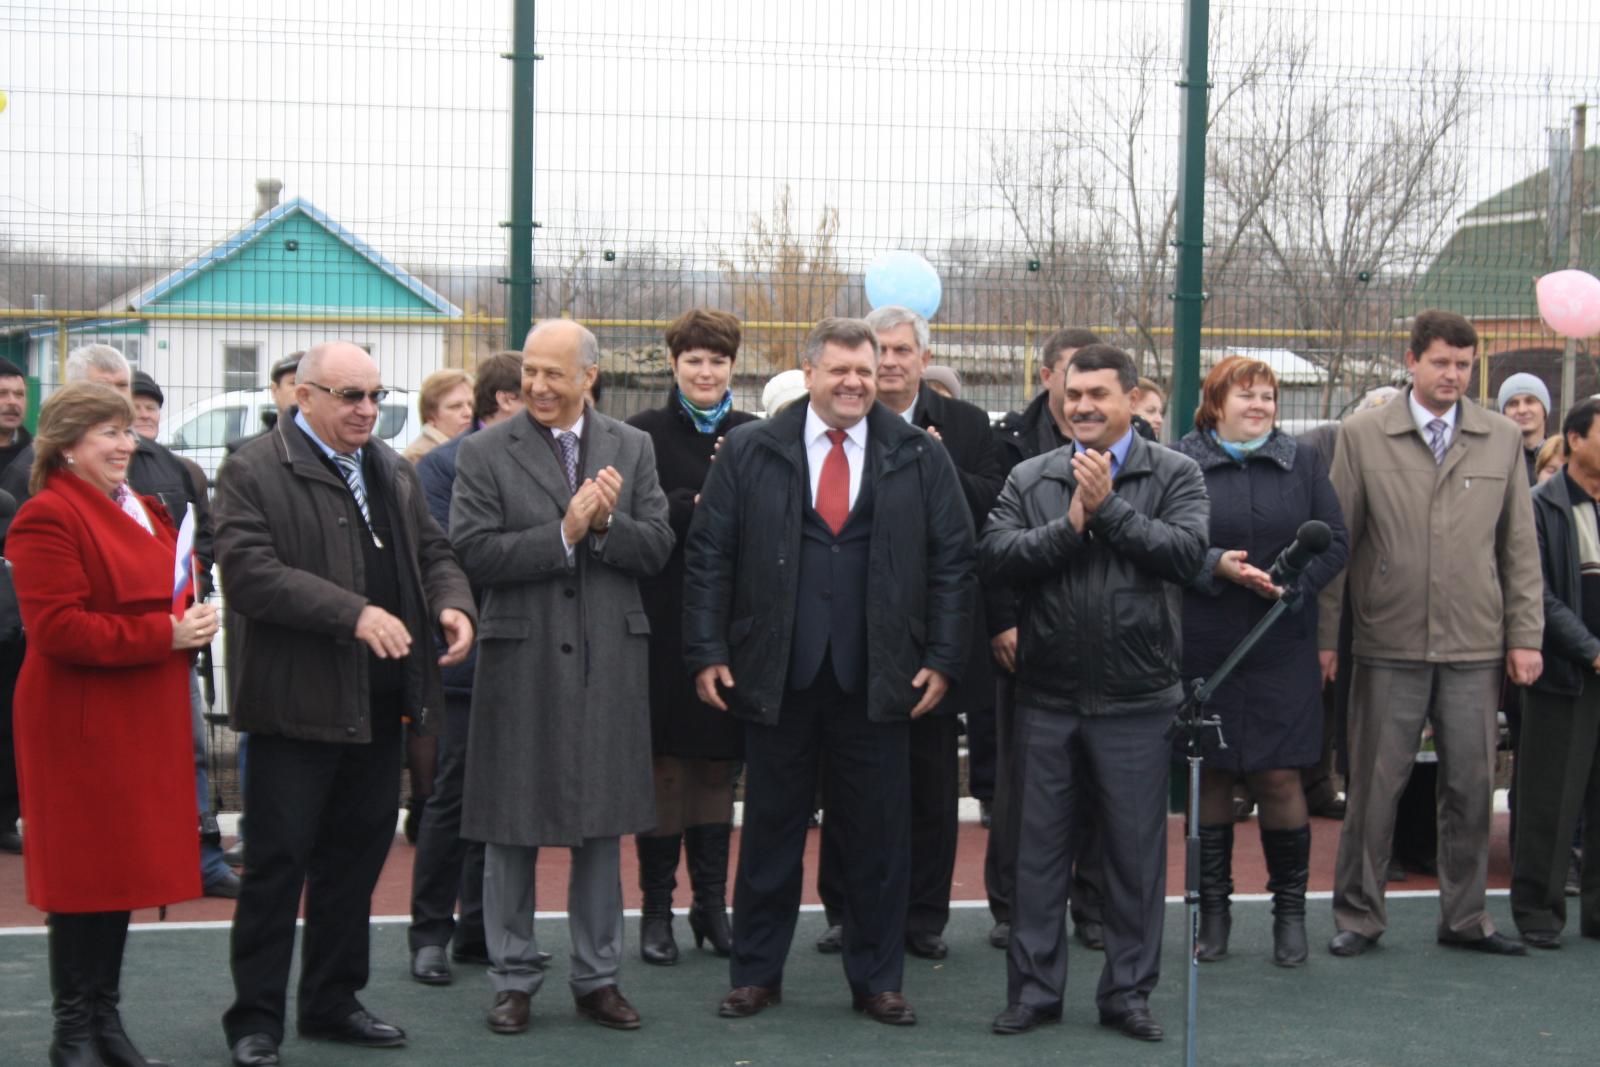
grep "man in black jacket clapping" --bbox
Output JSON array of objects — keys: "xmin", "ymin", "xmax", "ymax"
[{"xmin": 981, "ymin": 343, "xmax": 1209, "ymax": 1042}]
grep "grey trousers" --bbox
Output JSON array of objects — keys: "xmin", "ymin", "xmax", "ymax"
[
  {"xmin": 1512, "ymin": 683, "xmax": 1600, "ymax": 936},
  {"xmin": 1007, "ymin": 704, "xmax": 1168, "ymax": 1017},
  {"xmin": 483, "ymin": 836, "xmax": 622, "ymax": 998},
  {"xmin": 1333, "ymin": 660, "xmax": 1500, "ymax": 940}
]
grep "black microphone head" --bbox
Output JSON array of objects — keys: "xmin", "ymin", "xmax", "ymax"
[{"xmin": 1296, "ymin": 519, "xmax": 1332, "ymax": 555}]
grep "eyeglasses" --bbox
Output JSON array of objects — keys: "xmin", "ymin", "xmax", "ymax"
[{"xmin": 305, "ymin": 381, "xmax": 390, "ymax": 405}]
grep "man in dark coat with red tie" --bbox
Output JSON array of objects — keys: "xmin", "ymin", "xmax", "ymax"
[{"xmin": 682, "ymin": 317, "xmax": 976, "ymax": 1027}]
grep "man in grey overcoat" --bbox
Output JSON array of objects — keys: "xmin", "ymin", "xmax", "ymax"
[{"xmin": 450, "ymin": 319, "xmax": 674, "ymax": 1035}]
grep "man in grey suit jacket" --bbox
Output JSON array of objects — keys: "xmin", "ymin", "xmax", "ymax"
[{"xmin": 450, "ymin": 319, "xmax": 674, "ymax": 1035}]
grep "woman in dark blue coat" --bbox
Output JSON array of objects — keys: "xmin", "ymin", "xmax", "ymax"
[{"xmin": 1174, "ymin": 355, "xmax": 1347, "ymax": 968}]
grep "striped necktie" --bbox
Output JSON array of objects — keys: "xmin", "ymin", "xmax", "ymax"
[
  {"xmin": 1426, "ymin": 418, "xmax": 1448, "ymax": 466},
  {"xmin": 557, "ymin": 430, "xmax": 581, "ymax": 493},
  {"xmin": 330, "ymin": 451, "xmax": 375, "ymax": 533}
]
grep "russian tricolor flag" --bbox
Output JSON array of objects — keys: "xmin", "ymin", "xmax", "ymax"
[{"xmin": 171, "ymin": 507, "xmax": 197, "ymax": 614}]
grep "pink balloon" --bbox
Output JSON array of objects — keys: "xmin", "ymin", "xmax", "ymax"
[{"xmin": 1536, "ymin": 269, "xmax": 1600, "ymax": 338}]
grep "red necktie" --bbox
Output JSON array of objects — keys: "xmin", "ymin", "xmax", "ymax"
[{"xmin": 815, "ymin": 428, "xmax": 850, "ymax": 534}]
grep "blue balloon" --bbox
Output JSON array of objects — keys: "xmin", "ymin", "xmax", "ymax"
[{"xmin": 864, "ymin": 251, "xmax": 942, "ymax": 320}]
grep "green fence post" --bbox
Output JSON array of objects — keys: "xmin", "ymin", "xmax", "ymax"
[{"xmin": 1169, "ymin": 0, "xmax": 1210, "ymax": 438}]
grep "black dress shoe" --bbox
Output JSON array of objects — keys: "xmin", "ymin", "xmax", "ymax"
[
  {"xmin": 905, "ymin": 931, "xmax": 947, "ymax": 959},
  {"xmin": 992, "ymin": 1003, "xmax": 1061, "ymax": 1035},
  {"xmin": 988, "ymin": 922, "xmax": 1011, "ymax": 949},
  {"xmin": 1329, "ymin": 930, "xmax": 1375, "ymax": 957},
  {"xmin": 411, "ymin": 945, "xmax": 452, "ymax": 984},
  {"xmin": 853, "ymin": 991, "xmax": 916, "ymax": 1026},
  {"xmin": 815, "ymin": 924, "xmax": 843, "ymax": 953},
  {"xmin": 231, "ymin": 1033, "xmax": 279, "ymax": 1067},
  {"xmin": 1521, "ymin": 929, "xmax": 1561, "ymax": 950},
  {"xmin": 1437, "ymin": 931, "xmax": 1527, "ymax": 956},
  {"xmin": 1074, "ymin": 919, "xmax": 1105, "ymax": 951},
  {"xmin": 487, "ymin": 990, "xmax": 531, "ymax": 1034},
  {"xmin": 299, "ymin": 1009, "xmax": 407, "ymax": 1047},
  {"xmin": 719, "ymin": 985, "xmax": 781, "ymax": 1018},
  {"xmin": 574, "ymin": 986, "xmax": 641, "ymax": 1030},
  {"xmin": 1100, "ymin": 1007, "xmax": 1164, "ymax": 1041}
]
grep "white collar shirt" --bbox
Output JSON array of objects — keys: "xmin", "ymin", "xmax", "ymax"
[
  {"xmin": 804, "ymin": 404, "xmax": 867, "ymax": 510},
  {"xmin": 1408, "ymin": 389, "xmax": 1458, "ymax": 453}
]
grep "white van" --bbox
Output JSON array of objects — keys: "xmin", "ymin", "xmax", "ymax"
[{"xmin": 164, "ymin": 389, "xmax": 420, "ymax": 482}]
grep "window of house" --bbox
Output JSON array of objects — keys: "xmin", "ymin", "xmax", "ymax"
[{"xmin": 223, "ymin": 344, "xmax": 261, "ymax": 391}]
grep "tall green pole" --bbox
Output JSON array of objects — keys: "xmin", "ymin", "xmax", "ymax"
[
  {"xmin": 1169, "ymin": 0, "xmax": 1209, "ymax": 439},
  {"xmin": 505, "ymin": 0, "xmax": 538, "ymax": 348}
]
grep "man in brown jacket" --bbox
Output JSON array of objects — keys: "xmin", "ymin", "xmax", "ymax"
[
  {"xmin": 215, "ymin": 341, "xmax": 477, "ymax": 1067},
  {"xmin": 1319, "ymin": 310, "xmax": 1543, "ymax": 958}
]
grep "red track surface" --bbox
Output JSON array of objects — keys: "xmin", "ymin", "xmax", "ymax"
[{"xmin": 0, "ymin": 813, "xmax": 1511, "ymax": 928}]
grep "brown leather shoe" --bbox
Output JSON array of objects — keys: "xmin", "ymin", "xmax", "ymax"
[
  {"xmin": 852, "ymin": 990, "xmax": 917, "ymax": 1026},
  {"xmin": 718, "ymin": 986, "xmax": 782, "ymax": 1018},
  {"xmin": 486, "ymin": 990, "xmax": 530, "ymax": 1034},
  {"xmin": 575, "ymin": 986, "xmax": 641, "ymax": 1030}
]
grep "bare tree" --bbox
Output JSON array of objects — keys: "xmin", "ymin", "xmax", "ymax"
[
  {"xmin": 718, "ymin": 185, "xmax": 844, "ymax": 371},
  {"xmin": 984, "ymin": 8, "xmax": 1316, "ymax": 379},
  {"xmin": 1246, "ymin": 50, "xmax": 1473, "ymax": 414}
]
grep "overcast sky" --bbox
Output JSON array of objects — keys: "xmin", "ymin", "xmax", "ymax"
[{"xmin": 2, "ymin": 0, "xmax": 1598, "ymax": 282}]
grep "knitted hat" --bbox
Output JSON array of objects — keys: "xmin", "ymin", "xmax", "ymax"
[{"xmin": 1497, "ymin": 372, "xmax": 1550, "ymax": 415}]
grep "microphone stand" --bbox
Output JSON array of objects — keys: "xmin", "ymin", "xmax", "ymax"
[{"xmin": 1170, "ymin": 581, "xmax": 1305, "ymax": 1067}]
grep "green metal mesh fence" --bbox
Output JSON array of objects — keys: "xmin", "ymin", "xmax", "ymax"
[{"xmin": 3, "ymin": 1, "xmax": 1600, "ymax": 807}]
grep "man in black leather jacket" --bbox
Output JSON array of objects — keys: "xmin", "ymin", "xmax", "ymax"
[
  {"xmin": 981, "ymin": 343, "xmax": 1208, "ymax": 1042},
  {"xmin": 682, "ymin": 317, "xmax": 975, "ymax": 1027}
]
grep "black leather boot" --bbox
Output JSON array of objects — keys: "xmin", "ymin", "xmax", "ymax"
[
  {"xmin": 1196, "ymin": 824, "xmax": 1233, "ymax": 962},
  {"xmin": 88, "ymin": 911, "xmax": 168, "ymax": 1067},
  {"xmin": 1263, "ymin": 824, "xmax": 1311, "ymax": 967},
  {"xmin": 48, "ymin": 913, "xmax": 108, "ymax": 1067},
  {"xmin": 636, "ymin": 833, "xmax": 681, "ymax": 965},
  {"xmin": 685, "ymin": 822, "xmax": 734, "ymax": 956}
]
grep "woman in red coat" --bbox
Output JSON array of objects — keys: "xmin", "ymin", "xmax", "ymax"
[{"xmin": 9, "ymin": 381, "xmax": 218, "ymax": 1067}]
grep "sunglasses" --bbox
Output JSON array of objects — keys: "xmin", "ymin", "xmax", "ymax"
[{"xmin": 305, "ymin": 381, "xmax": 390, "ymax": 404}]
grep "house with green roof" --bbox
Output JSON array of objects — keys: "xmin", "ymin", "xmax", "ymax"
[
  {"xmin": 1411, "ymin": 147, "xmax": 1600, "ymax": 402},
  {"xmin": 23, "ymin": 191, "xmax": 461, "ymax": 415}
]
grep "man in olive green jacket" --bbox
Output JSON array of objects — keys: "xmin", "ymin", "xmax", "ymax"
[{"xmin": 1318, "ymin": 310, "xmax": 1544, "ymax": 958}]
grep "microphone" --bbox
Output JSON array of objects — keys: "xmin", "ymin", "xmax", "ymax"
[{"xmin": 1267, "ymin": 520, "xmax": 1332, "ymax": 588}]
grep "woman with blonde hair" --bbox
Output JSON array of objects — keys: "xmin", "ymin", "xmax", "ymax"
[
  {"xmin": 10, "ymin": 381, "xmax": 217, "ymax": 1065},
  {"xmin": 403, "ymin": 367, "xmax": 475, "ymax": 463}
]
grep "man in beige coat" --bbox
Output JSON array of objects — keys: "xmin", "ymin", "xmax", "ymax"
[{"xmin": 1319, "ymin": 309, "xmax": 1544, "ymax": 958}]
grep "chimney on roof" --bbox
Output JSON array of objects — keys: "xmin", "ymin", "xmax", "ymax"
[{"xmin": 254, "ymin": 178, "xmax": 284, "ymax": 218}]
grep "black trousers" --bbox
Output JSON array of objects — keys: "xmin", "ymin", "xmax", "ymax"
[
  {"xmin": 1512, "ymin": 684, "xmax": 1600, "ymax": 936},
  {"xmin": 818, "ymin": 713, "xmax": 959, "ymax": 936},
  {"xmin": 408, "ymin": 692, "xmax": 485, "ymax": 953},
  {"xmin": 223, "ymin": 700, "xmax": 402, "ymax": 1045},
  {"xmin": 967, "ymin": 703, "xmax": 998, "ymax": 802},
  {"xmin": 1008, "ymin": 703, "xmax": 1168, "ymax": 1017},
  {"xmin": 985, "ymin": 676, "xmax": 1104, "ymax": 926},
  {"xmin": 0, "ymin": 636, "xmax": 24, "ymax": 830},
  {"xmin": 731, "ymin": 662, "xmax": 910, "ymax": 997}
]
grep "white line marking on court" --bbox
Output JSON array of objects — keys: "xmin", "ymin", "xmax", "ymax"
[{"xmin": 0, "ymin": 889, "xmax": 1509, "ymax": 937}]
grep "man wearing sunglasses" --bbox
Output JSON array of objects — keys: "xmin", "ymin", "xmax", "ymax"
[{"xmin": 215, "ymin": 341, "xmax": 477, "ymax": 1067}]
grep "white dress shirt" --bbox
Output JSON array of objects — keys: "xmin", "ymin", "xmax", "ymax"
[
  {"xmin": 804, "ymin": 404, "xmax": 867, "ymax": 510},
  {"xmin": 1408, "ymin": 389, "xmax": 1458, "ymax": 453}
]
